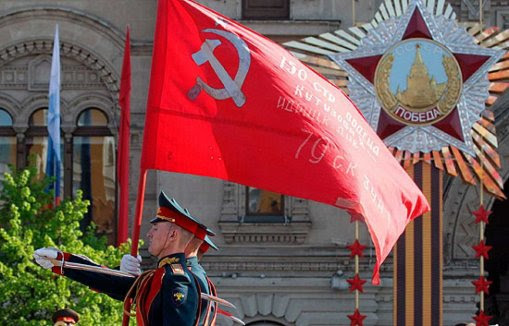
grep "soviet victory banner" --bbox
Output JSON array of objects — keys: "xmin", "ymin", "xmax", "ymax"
[{"xmin": 141, "ymin": 0, "xmax": 430, "ymax": 284}]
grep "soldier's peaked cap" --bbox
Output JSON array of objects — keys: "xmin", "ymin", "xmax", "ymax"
[
  {"xmin": 52, "ymin": 308, "xmax": 79, "ymax": 323},
  {"xmin": 151, "ymin": 191, "xmax": 214, "ymax": 236},
  {"xmin": 199, "ymin": 235, "xmax": 219, "ymax": 253},
  {"xmin": 185, "ymin": 206, "xmax": 216, "ymax": 238},
  {"xmin": 204, "ymin": 235, "xmax": 218, "ymax": 250}
]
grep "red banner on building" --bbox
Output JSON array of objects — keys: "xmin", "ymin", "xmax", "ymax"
[{"xmin": 141, "ymin": 0, "xmax": 430, "ymax": 284}]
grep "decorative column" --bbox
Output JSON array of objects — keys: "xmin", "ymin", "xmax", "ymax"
[
  {"xmin": 15, "ymin": 131, "xmax": 26, "ymax": 170},
  {"xmin": 63, "ymin": 131, "xmax": 73, "ymax": 199}
]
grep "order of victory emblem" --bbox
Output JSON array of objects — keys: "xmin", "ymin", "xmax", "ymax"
[
  {"xmin": 374, "ymin": 39, "xmax": 462, "ymax": 126},
  {"xmin": 329, "ymin": 1, "xmax": 504, "ymax": 154}
]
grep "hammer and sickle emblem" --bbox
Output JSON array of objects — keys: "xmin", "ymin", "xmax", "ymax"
[{"xmin": 188, "ymin": 29, "xmax": 251, "ymax": 108}]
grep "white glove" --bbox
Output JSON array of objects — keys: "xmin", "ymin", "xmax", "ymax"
[
  {"xmin": 120, "ymin": 254, "xmax": 142, "ymax": 276},
  {"xmin": 33, "ymin": 247, "xmax": 61, "ymax": 270}
]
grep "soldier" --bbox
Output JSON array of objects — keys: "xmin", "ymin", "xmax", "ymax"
[
  {"xmin": 197, "ymin": 235, "xmax": 216, "ymax": 260},
  {"xmin": 52, "ymin": 308, "xmax": 79, "ymax": 326},
  {"xmin": 186, "ymin": 231, "xmax": 219, "ymax": 326},
  {"xmin": 122, "ymin": 207, "xmax": 219, "ymax": 326},
  {"xmin": 34, "ymin": 191, "xmax": 202, "ymax": 326}
]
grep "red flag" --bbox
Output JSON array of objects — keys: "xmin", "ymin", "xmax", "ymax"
[
  {"xmin": 141, "ymin": 0, "xmax": 430, "ymax": 284},
  {"xmin": 117, "ymin": 26, "xmax": 131, "ymax": 245}
]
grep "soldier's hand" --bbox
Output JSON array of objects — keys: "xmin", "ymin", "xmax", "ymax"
[
  {"xmin": 120, "ymin": 254, "xmax": 142, "ymax": 275},
  {"xmin": 33, "ymin": 247, "xmax": 61, "ymax": 269}
]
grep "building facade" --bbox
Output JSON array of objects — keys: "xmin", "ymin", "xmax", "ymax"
[{"xmin": 0, "ymin": 0, "xmax": 507, "ymax": 325}]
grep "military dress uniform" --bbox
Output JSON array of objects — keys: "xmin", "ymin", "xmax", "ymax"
[
  {"xmin": 45, "ymin": 192, "xmax": 206, "ymax": 326},
  {"xmin": 50, "ymin": 252, "xmax": 198, "ymax": 325}
]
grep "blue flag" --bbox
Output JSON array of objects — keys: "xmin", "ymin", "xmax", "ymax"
[{"xmin": 46, "ymin": 25, "xmax": 61, "ymax": 204}]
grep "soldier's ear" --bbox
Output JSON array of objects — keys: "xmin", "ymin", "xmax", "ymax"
[{"xmin": 168, "ymin": 228, "xmax": 178, "ymax": 241}]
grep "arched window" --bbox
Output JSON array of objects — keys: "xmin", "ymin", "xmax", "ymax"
[
  {"xmin": 26, "ymin": 108, "xmax": 48, "ymax": 175},
  {"xmin": 73, "ymin": 108, "xmax": 115, "ymax": 244},
  {"xmin": 0, "ymin": 108, "xmax": 16, "ymax": 177},
  {"xmin": 26, "ymin": 108, "xmax": 63, "ymax": 185},
  {"xmin": 77, "ymin": 108, "xmax": 108, "ymax": 126}
]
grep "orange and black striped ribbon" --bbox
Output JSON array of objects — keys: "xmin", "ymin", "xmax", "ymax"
[{"xmin": 394, "ymin": 162, "xmax": 443, "ymax": 326}]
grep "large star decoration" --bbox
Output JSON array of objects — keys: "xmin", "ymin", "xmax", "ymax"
[
  {"xmin": 347, "ymin": 240, "xmax": 366, "ymax": 258},
  {"xmin": 473, "ymin": 204, "xmax": 492, "ymax": 224},
  {"xmin": 348, "ymin": 274, "xmax": 367, "ymax": 293},
  {"xmin": 472, "ymin": 276, "xmax": 492, "ymax": 294},
  {"xmin": 329, "ymin": 0, "xmax": 504, "ymax": 154},
  {"xmin": 472, "ymin": 240, "xmax": 492, "ymax": 259},
  {"xmin": 348, "ymin": 308, "xmax": 367, "ymax": 326},
  {"xmin": 473, "ymin": 310, "xmax": 492, "ymax": 326}
]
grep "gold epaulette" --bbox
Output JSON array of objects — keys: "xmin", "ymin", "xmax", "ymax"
[
  {"xmin": 158, "ymin": 257, "xmax": 180, "ymax": 268},
  {"xmin": 158, "ymin": 257, "xmax": 185, "ymax": 276}
]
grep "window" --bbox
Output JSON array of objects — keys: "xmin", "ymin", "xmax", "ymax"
[
  {"xmin": 0, "ymin": 108, "xmax": 16, "ymax": 178},
  {"xmin": 246, "ymin": 186, "xmax": 284, "ymax": 216},
  {"xmin": 73, "ymin": 108, "xmax": 115, "ymax": 243},
  {"xmin": 242, "ymin": 0, "xmax": 290, "ymax": 20},
  {"xmin": 0, "ymin": 44, "xmax": 119, "ymax": 244},
  {"xmin": 0, "ymin": 109, "xmax": 13, "ymax": 126},
  {"xmin": 21, "ymin": 107, "xmax": 116, "ymax": 244},
  {"xmin": 77, "ymin": 108, "xmax": 108, "ymax": 126},
  {"xmin": 245, "ymin": 186, "xmax": 286, "ymax": 223},
  {"xmin": 26, "ymin": 108, "xmax": 63, "ymax": 188},
  {"xmin": 219, "ymin": 182, "xmax": 311, "ymax": 244}
]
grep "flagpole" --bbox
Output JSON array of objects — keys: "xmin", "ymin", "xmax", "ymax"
[
  {"xmin": 354, "ymin": 220, "xmax": 359, "ymax": 309},
  {"xmin": 479, "ymin": 151, "xmax": 485, "ymax": 312},
  {"xmin": 130, "ymin": 168, "xmax": 147, "ymax": 256},
  {"xmin": 122, "ymin": 168, "xmax": 147, "ymax": 326}
]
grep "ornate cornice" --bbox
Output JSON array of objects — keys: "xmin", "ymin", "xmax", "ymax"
[
  {"xmin": 0, "ymin": 6, "xmax": 125, "ymax": 48},
  {"xmin": 200, "ymin": 252, "xmax": 383, "ymax": 276},
  {"xmin": 219, "ymin": 220, "xmax": 312, "ymax": 244},
  {"xmin": 0, "ymin": 39, "xmax": 119, "ymax": 99}
]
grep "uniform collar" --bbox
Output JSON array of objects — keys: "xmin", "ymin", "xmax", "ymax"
[
  {"xmin": 186, "ymin": 256, "xmax": 198, "ymax": 266},
  {"xmin": 157, "ymin": 252, "xmax": 186, "ymax": 268}
]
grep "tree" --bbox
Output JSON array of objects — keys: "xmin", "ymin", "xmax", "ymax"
[{"xmin": 0, "ymin": 167, "xmax": 134, "ymax": 325}]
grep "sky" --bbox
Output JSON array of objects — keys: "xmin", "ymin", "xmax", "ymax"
[{"xmin": 388, "ymin": 39, "xmax": 451, "ymax": 94}]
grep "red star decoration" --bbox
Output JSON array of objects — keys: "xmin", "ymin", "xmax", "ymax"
[
  {"xmin": 348, "ymin": 274, "xmax": 367, "ymax": 293},
  {"xmin": 347, "ymin": 240, "xmax": 366, "ymax": 258},
  {"xmin": 347, "ymin": 308, "xmax": 367, "ymax": 326},
  {"xmin": 344, "ymin": 5, "xmax": 491, "ymax": 141},
  {"xmin": 473, "ymin": 310, "xmax": 492, "ymax": 326},
  {"xmin": 472, "ymin": 276, "xmax": 492, "ymax": 294},
  {"xmin": 472, "ymin": 240, "xmax": 492, "ymax": 259},
  {"xmin": 473, "ymin": 205, "xmax": 491, "ymax": 224}
]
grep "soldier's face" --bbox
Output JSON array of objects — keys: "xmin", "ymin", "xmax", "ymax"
[{"xmin": 147, "ymin": 222, "xmax": 174, "ymax": 256}]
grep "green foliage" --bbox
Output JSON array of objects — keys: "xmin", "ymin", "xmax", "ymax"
[{"xmin": 0, "ymin": 166, "xmax": 135, "ymax": 325}]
